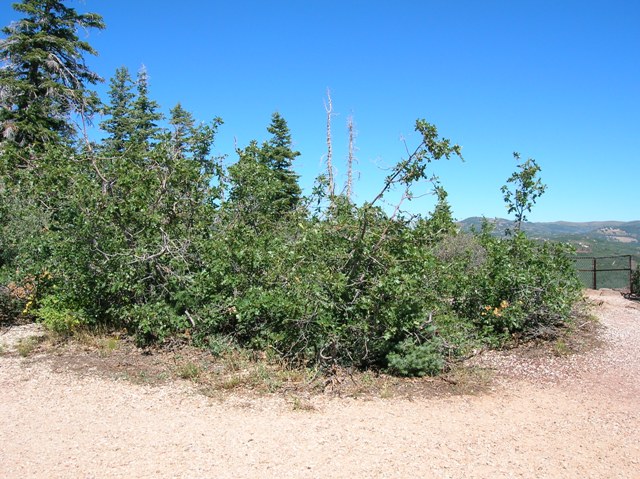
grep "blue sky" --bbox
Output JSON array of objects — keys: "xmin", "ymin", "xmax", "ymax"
[{"xmin": 2, "ymin": 1, "xmax": 638, "ymax": 222}]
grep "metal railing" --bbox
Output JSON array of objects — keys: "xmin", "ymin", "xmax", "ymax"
[{"xmin": 574, "ymin": 255, "xmax": 635, "ymax": 290}]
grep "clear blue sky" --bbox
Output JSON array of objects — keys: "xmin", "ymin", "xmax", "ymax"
[{"xmin": 2, "ymin": 1, "xmax": 638, "ymax": 222}]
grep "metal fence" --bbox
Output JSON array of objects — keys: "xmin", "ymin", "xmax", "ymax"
[{"xmin": 574, "ymin": 255, "xmax": 635, "ymax": 290}]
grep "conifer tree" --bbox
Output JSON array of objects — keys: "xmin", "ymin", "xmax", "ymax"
[
  {"xmin": 100, "ymin": 67, "xmax": 135, "ymax": 153},
  {"xmin": 130, "ymin": 67, "xmax": 162, "ymax": 149},
  {"xmin": 259, "ymin": 112, "xmax": 301, "ymax": 212},
  {"xmin": 169, "ymin": 103, "xmax": 222, "ymax": 177},
  {"xmin": 227, "ymin": 113, "xmax": 302, "ymax": 224},
  {"xmin": 169, "ymin": 103, "xmax": 195, "ymax": 157},
  {"xmin": 0, "ymin": 0, "xmax": 104, "ymax": 147}
]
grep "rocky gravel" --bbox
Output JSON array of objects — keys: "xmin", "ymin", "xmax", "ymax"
[{"xmin": 1, "ymin": 290, "xmax": 638, "ymax": 478}]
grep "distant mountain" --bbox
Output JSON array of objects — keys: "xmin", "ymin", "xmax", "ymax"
[{"xmin": 458, "ymin": 217, "xmax": 640, "ymax": 256}]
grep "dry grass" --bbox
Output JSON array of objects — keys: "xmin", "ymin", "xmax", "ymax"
[
  {"xmin": 16, "ymin": 336, "xmax": 42, "ymax": 357},
  {"xmin": 288, "ymin": 395, "xmax": 317, "ymax": 411},
  {"xmin": 11, "ymin": 302, "xmax": 602, "ymax": 402},
  {"xmin": 442, "ymin": 365, "xmax": 494, "ymax": 395},
  {"xmin": 175, "ymin": 361, "xmax": 202, "ymax": 380}
]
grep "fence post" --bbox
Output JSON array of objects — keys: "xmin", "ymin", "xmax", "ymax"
[{"xmin": 592, "ymin": 258, "xmax": 597, "ymax": 289}]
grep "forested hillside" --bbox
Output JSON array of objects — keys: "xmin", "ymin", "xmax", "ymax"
[
  {"xmin": 0, "ymin": 0, "xmax": 584, "ymax": 376},
  {"xmin": 459, "ymin": 218, "xmax": 640, "ymax": 256}
]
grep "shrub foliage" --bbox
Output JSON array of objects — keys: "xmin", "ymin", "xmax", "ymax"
[{"xmin": 0, "ymin": 1, "xmax": 583, "ymax": 375}]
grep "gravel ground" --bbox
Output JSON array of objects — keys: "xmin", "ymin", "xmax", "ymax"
[{"xmin": 1, "ymin": 290, "xmax": 638, "ymax": 478}]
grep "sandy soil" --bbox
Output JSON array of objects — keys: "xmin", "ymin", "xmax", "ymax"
[{"xmin": 1, "ymin": 290, "xmax": 639, "ymax": 478}]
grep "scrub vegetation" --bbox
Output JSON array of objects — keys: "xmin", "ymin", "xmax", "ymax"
[{"xmin": 0, "ymin": 0, "xmax": 583, "ymax": 376}]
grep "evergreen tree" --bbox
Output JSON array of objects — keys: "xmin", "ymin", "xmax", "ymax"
[
  {"xmin": 169, "ymin": 103, "xmax": 195, "ymax": 157},
  {"xmin": 169, "ymin": 103, "xmax": 223, "ymax": 177},
  {"xmin": 100, "ymin": 67, "xmax": 135, "ymax": 153},
  {"xmin": 227, "ymin": 113, "xmax": 302, "ymax": 226},
  {"xmin": 130, "ymin": 66, "xmax": 162, "ymax": 149},
  {"xmin": 259, "ymin": 112, "xmax": 301, "ymax": 212},
  {"xmin": 0, "ymin": 0, "xmax": 104, "ymax": 147}
]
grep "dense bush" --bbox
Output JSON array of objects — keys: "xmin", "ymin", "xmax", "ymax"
[
  {"xmin": 0, "ymin": 0, "xmax": 585, "ymax": 376},
  {"xmin": 452, "ymin": 228, "xmax": 583, "ymax": 341}
]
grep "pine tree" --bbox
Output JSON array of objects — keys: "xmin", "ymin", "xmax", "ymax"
[
  {"xmin": 169, "ymin": 103, "xmax": 222, "ymax": 177},
  {"xmin": 100, "ymin": 67, "xmax": 135, "ymax": 153},
  {"xmin": 169, "ymin": 103, "xmax": 195, "ymax": 158},
  {"xmin": 130, "ymin": 67, "xmax": 163, "ymax": 149},
  {"xmin": 227, "ymin": 113, "xmax": 302, "ymax": 224},
  {"xmin": 259, "ymin": 112, "xmax": 301, "ymax": 212},
  {"xmin": 0, "ymin": 0, "xmax": 105, "ymax": 147}
]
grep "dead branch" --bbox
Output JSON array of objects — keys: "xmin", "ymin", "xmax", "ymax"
[
  {"xmin": 346, "ymin": 114, "xmax": 356, "ymax": 201},
  {"xmin": 324, "ymin": 89, "xmax": 335, "ymax": 199}
]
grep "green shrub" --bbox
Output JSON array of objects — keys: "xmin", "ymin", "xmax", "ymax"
[
  {"xmin": 386, "ymin": 338, "xmax": 446, "ymax": 377},
  {"xmin": 34, "ymin": 295, "xmax": 86, "ymax": 335},
  {"xmin": 203, "ymin": 334, "xmax": 235, "ymax": 357},
  {"xmin": 453, "ymin": 231, "xmax": 583, "ymax": 339},
  {"xmin": 127, "ymin": 302, "xmax": 187, "ymax": 345},
  {"xmin": 632, "ymin": 265, "xmax": 640, "ymax": 295}
]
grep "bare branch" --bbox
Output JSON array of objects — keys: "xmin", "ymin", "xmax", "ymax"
[
  {"xmin": 346, "ymin": 114, "xmax": 356, "ymax": 201},
  {"xmin": 324, "ymin": 88, "xmax": 335, "ymax": 199}
]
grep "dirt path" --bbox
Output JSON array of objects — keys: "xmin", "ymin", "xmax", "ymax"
[{"xmin": 1, "ymin": 291, "xmax": 639, "ymax": 478}]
